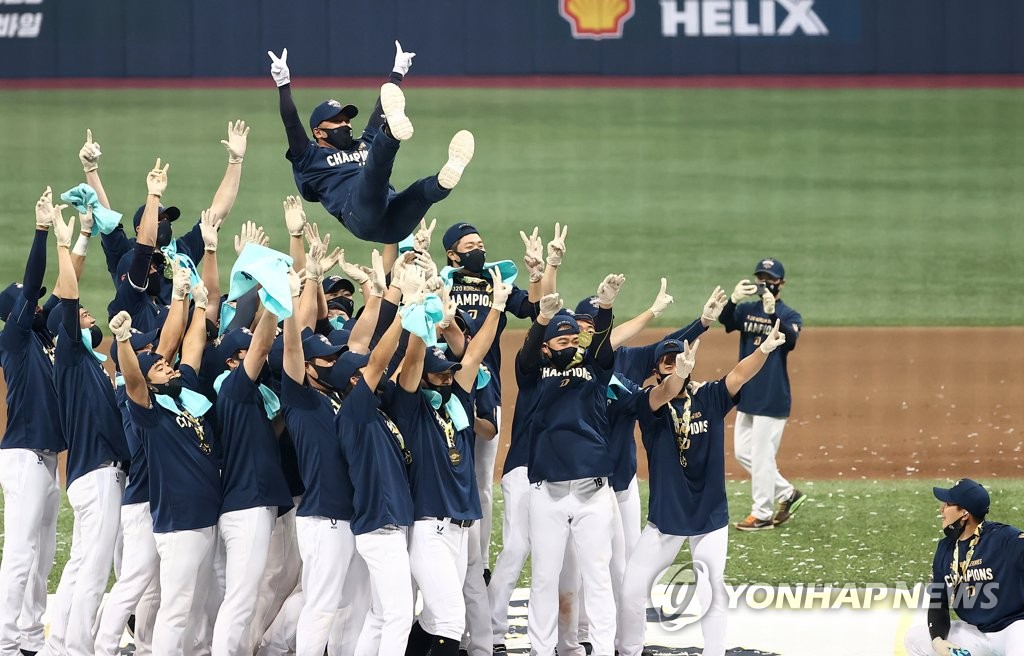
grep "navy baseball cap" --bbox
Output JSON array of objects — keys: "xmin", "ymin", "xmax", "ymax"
[
  {"xmin": 543, "ymin": 312, "xmax": 580, "ymax": 342},
  {"xmin": 110, "ymin": 328, "xmax": 159, "ymax": 370},
  {"xmin": 135, "ymin": 351, "xmax": 165, "ymax": 379},
  {"xmin": 329, "ymin": 350, "xmax": 369, "ymax": 390},
  {"xmin": 0, "ymin": 283, "xmax": 45, "ymax": 322},
  {"xmin": 424, "ymin": 345, "xmax": 461, "ymax": 374},
  {"xmin": 654, "ymin": 339, "xmax": 685, "ymax": 363},
  {"xmin": 754, "ymin": 257, "xmax": 785, "ymax": 280},
  {"xmin": 934, "ymin": 479, "xmax": 991, "ymax": 518},
  {"xmin": 216, "ymin": 328, "xmax": 253, "ymax": 363},
  {"xmin": 302, "ymin": 332, "xmax": 343, "ymax": 361},
  {"xmin": 323, "ymin": 275, "xmax": 355, "ymax": 295},
  {"xmin": 442, "ymin": 222, "xmax": 479, "ymax": 252},
  {"xmin": 573, "ymin": 297, "xmax": 600, "ymax": 324},
  {"xmin": 328, "ymin": 328, "xmax": 351, "ymax": 348},
  {"xmin": 309, "ymin": 99, "xmax": 358, "ymax": 132},
  {"xmin": 132, "ymin": 204, "xmax": 181, "ymax": 231}
]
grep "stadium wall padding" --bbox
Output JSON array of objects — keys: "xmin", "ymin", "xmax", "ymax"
[{"xmin": 1, "ymin": 0, "xmax": 1023, "ymax": 78}]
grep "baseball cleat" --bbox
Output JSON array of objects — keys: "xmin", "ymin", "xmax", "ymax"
[
  {"xmin": 380, "ymin": 82, "xmax": 414, "ymax": 141},
  {"xmin": 734, "ymin": 514, "xmax": 774, "ymax": 531},
  {"xmin": 773, "ymin": 489, "xmax": 807, "ymax": 526},
  {"xmin": 438, "ymin": 130, "xmax": 475, "ymax": 190}
]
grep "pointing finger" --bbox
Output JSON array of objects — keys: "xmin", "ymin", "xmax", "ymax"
[{"xmin": 86, "ymin": 128, "xmax": 93, "ymax": 144}]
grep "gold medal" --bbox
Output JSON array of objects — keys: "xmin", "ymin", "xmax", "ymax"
[
  {"xmin": 578, "ymin": 331, "xmax": 593, "ymax": 348},
  {"xmin": 448, "ymin": 447, "xmax": 462, "ymax": 466},
  {"xmin": 669, "ymin": 395, "xmax": 692, "ymax": 468}
]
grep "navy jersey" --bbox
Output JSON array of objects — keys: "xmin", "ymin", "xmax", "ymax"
[
  {"xmin": 103, "ymin": 223, "xmax": 206, "ymax": 302},
  {"xmin": 386, "ymin": 384, "xmax": 481, "ymax": 522},
  {"xmin": 107, "ymin": 273, "xmax": 168, "ymax": 334},
  {"xmin": 0, "ymin": 294, "xmax": 65, "ymax": 452},
  {"xmin": 931, "ymin": 521, "xmax": 1024, "ymax": 633},
  {"xmin": 52, "ymin": 300, "xmax": 129, "ymax": 488},
  {"xmin": 448, "ymin": 271, "xmax": 536, "ymax": 400},
  {"xmin": 215, "ymin": 368, "xmax": 294, "ymax": 515},
  {"xmin": 337, "ymin": 380, "xmax": 414, "ymax": 535},
  {"xmin": 638, "ymin": 378, "xmax": 737, "ymax": 536},
  {"xmin": 501, "ymin": 369, "xmax": 538, "ymax": 476},
  {"xmin": 280, "ymin": 375, "xmax": 352, "ymax": 520},
  {"xmin": 720, "ymin": 299, "xmax": 802, "ymax": 417},
  {"xmin": 288, "ymin": 137, "xmax": 379, "ymax": 219},
  {"xmin": 127, "ymin": 366, "xmax": 221, "ymax": 533},
  {"xmin": 115, "ymin": 385, "xmax": 149, "ymax": 506},
  {"xmin": 615, "ymin": 319, "xmax": 707, "ymax": 385},
  {"xmin": 606, "ymin": 375, "xmax": 644, "ymax": 492},
  {"xmin": 523, "ymin": 358, "xmax": 614, "ymax": 484}
]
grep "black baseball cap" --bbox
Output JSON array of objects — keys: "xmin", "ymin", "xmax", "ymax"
[
  {"xmin": 329, "ymin": 350, "xmax": 369, "ymax": 390},
  {"xmin": 934, "ymin": 479, "xmax": 991, "ymax": 518},
  {"xmin": 573, "ymin": 296, "xmax": 600, "ymax": 324},
  {"xmin": 424, "ymin": 345, "xmax": 461, "ymax": 374},
  {"xmin": 302, "ymin": 332, "xmax": 343, "ymax": 361},
  {"xmin": 132, "ymin": 204, "xmax": 181, "ymax": 231},
  {"xmin": 0, "ymin": 282, "xmax": 46, "ymax": 322},
  {"xmin": 215, "ymin": 328, "xmax": 253, "ymax": 363},
  {"xmin": 654, "ymin": 339, "xmax": 685, "ymax": 363},
  {"xmin": 309, "ymin": 99, "xmax": 358, "ymax": 133},
  {"xmin": 442, "ymin": 222, "xmax": 480, "ymax": 252},
  {"xmin": 323, "ymin": 275, "xmax": 355, "ymax": 295},
  {"xmin": 542, "ymin": 311, "xmax": 579, "ymax": 342},
  {"xmin": 109, "ymin": 328, "xmax": 159, "ymax": 371},
  {"xmin": 754, "ymin": 257, "xmax": 785, "ymax": 280}
]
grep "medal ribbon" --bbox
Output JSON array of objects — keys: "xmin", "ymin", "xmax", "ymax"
[{"xmin": 668, "ymin": 394, "xmax": 692, "ymax": 467}]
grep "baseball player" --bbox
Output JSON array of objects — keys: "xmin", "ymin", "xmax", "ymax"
[
  {"xmin": 41, "ymin": 208, "xmax": 131, "ymax": 656},
  {"xmin": 268, "ymin": 42, "xmax": 474, "ymax": 244},
  {"xmin": 0, "ymin": 190, "xmax": 65, "ymax": 656},
  {"xmin": 617, "ymin": 324, "xmax": 786, "ymax": 656},
  {"xmin": 720, "ymin": 258, "xmax": 806, "ymax": 531},
  {"xmin": 904, "ymin": 479, "xmax": 1024, "ymax": 656}
]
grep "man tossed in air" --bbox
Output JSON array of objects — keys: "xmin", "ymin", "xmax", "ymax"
[{"xmin": 268, "ymin": 41, "xmax": 474, "ymax": 244}]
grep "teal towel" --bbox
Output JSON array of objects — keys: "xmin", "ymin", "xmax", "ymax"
[
  {"xmin": 228, "ymin": 244, "xmax": 294, "ymax": 320},
  {"xmin": 422, "ymin": 388, "xmax": 470, "ymax": 432},
  {"xmin": 399, "ymin": 294, "xmax": 444, "ymax": 347},
  {"xmin": 439, "ymin": 259, "xmax": 518, "ymax": 289},
  {"xmin": 160, "ymin": 239, "xmax": 201, "ymax": 288},
  {"xmin": 60, "ymin": 184, "xmax": 122, "ymax": 236},
  {"xmin": 154, "ymin": 387, "xmax": 213, "ymax": 418},
  {"xmin": 81, "ymin": 329, "xmax": 107, "ymax": 363},
  {"xmin": 213, "ymin": 369, "xmax": 281, "ymax": 420}
]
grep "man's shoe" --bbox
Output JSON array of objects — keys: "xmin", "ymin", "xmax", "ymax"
[
  {"xmin": 21, "ymin": 650, "xmax": 37, "ymax": 656},
  {"xmin": 493, "ymin": 645, "xmax": 508, "ymax": 655},
  {"xmin": 580, "ymin": 641, "xmax": 593, "ymax": 654},
  {"xmin": 380, "ymin": 83, "xmax": 414, "ymax": 141},
  {"xmin": 484, "ymin": 567, "xmax": 491, "ymax": 586},
  {"xmin": 774, "ymin": 489, "xmax": 808, "ymax": 526},
  {"xmin": 734, "ymin": 514, "xmax": 774, "ymax": 531},
  {"xmin": 438, "ymin": 130, "xmax": 475, "ymax": 190}
]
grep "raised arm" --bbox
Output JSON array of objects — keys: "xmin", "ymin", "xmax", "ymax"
[
  {"xmin": 204, "ymin": 120, "xmax": 248, "ymax": 225},
  {"xmin": 648, "ymin": 340, "xmax": 699, "ymax": 411},
  {"xmin": 346, "ymin": 249, "xmax": 389, "ymax": 353},
  {"xmin": 179, "ymin": 282, "xmax": 210, "ymax": 372},
  {"xmin": 724, "ymin": 320, "xmax": 785, "ymax": 396},
  {"xmin": 516, "ymin": 292, "xmax": 562, "ymax": 375},
  {"xmin": 243, "ymin": 304, "xmax": 279, "ymax": 382},
  {"xmin": 454, "ymin": 266, "xmax": 508, "ymax": 392},
  {"xmin": 199, "ymin": 209, "xmax": 223, "ymax": 324},
  {"xmin": 268, "ymin": 49, "xmax": 310, "ymax": 159},
  {"xmin": 69, "ymin": 207, "xmax": 94, "ymax": 280},
  {"xmin": 363, "ymin": 310, "xmax": 404, "ymax": 392},
  {"xmin": 284, "ymin": 196, "xmax": 307, "ymax": 273},
  {"xmin": 154, "ymin": 261, "xmax": 191, "ymax": 362},
  {"xmin": 611, "ymin": 277, "xmax": 673, "ymax": 349},
  {"xmin": 51, "ymin": 206, "xmax": 77, "ymax": 304},
  {"xmin": 12, "ymin": 189, "xmax": 56, "ymax": 329},
  {"xmin": 111, "ymin": 312, "xmax": 149, "ymax": 406},
  {"xmin": 540, "ymin": 222, "xmax": 567, "ymax": 300},
  {"xmin": 519, "ymin": 226, "xmax": 544, "ymax": 302},
  {"xmin": 297, "ymin": 241, "xmax": 325, "ymax": 331},
  {"xmin": 591, "ymin": 274, "xmax": 625, "ymax": 370},
  {"xmin": 282, "ymin": 269, "xmax": 305, "ymax": 384},
  {"xmin": 719, "ymin": 279, "xmax": 758, "ymax": 332}
]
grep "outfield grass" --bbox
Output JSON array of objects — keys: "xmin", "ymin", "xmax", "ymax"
[{"xmin": 0, "ymin": 87, "xmax": 1021, "ymax": 327}]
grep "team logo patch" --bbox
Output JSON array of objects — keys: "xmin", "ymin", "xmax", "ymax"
[
  {"xmin": 762, "ymin": 259, "xmax": 776, "ymax": 269},
  {"xmin": 431, "ymin": 346, "xmax": 446, "ymax": 359},
  {"xmin": 318, "ymin": 335, "xmax": 331, "ymax": 345},
  {"xmin": 560, "ymin": 0, "xmax": 635, "ymax": 40},
  {"xmin": 327, "ymin": 99, "xmax": 342, "ymax": 108}
]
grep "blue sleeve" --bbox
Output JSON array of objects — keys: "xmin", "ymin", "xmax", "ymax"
[
  {"xmin": 636, "ymin": 388, "xmax": 663, "ymax": 433},
  {"xmin": 776, "ymin": 306, "xmax": 802, "ymax": 352},
  {"xmin": 127, "ymin": 396, "xmax": 159, "ymax": 428},
  {"xmin": 278, "ymin": 84, "xmax": 311, "ymax": 159},
  {"xmin": 60, "ymin": 298, "xmax": 82, "ymax": 345},
  {"xmin": 22, "ymin": 228, "xmax": 48, "ymax": 305},
  {"xmin": 178, "ymin": 364, "xmax": 200, "ymax": 390},
  {"xmin": 590, "ymin": 306, "xmax": 614, "ymax": 370},
  {"xmin": 719, "ymin": 300, "xmax": 743, "ymax": 333},
  {"xmin": 504, "ymin": 286, "xmax": 537, "ymax": 320},
  {"xmin": 219, "ymin": 368, "xmax": 257, "ymax": 403},
  {"xmin": 616, "ymin": 318, "xmax": 708, "ymax": 384},
  {"xmin": 369, "ymin": 300, "xmax": 399, "ymax": 348},
  {"xmin": 281, "ymin": 375, "xmax": 318, "ymax": 411},
  {"xmin": 341, "ymin": 379, "xmax": 382, "ymax": 423},
  {"xmin": 126, "ymin": 241, "xmax": 155, "ymax": 291},
  {"xmin": 703, "ymin": 378, "xmax": 738, "ymax": 417},
  {"xmin": 516, "ymin": 320, "xmax": 546, "ymax": 375},
  {"xmin": 101, "ymin": 225, "xmax": 132, "ymax": 280},
  {"xmin": 174, "ymin": 221, "xmax": 206, "ymax": 265}
]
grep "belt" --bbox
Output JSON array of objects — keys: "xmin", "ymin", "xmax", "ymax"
[
  {"xmin": 428, "ymin": 517, "xmax": 474, "ymax": 528},
  {"xmin": 99, "ymin": 460, "xmax": 125, "ymax": 470}
]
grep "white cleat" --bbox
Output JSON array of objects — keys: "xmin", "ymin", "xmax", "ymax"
[
  {"xmin": 380, "ymin": 82, "xmax": 414, "ymax": 141},
  {"xmin": 438, "ymin": 130, "xmax": 475, "ymax": 190}
]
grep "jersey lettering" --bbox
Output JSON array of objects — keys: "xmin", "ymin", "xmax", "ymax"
[
  {"xmin": 541, "ymin": 366, "xmax": 593, "ymax": 381},
  {"xmin": 325, "ymin": 150, "xmax": 369, "ymax": 168}
]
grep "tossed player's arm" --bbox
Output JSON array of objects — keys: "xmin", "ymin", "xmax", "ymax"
[
  {"xmin": 112, "ymin": 313, "xmax": 149, "ymax": 407},
  {"xmin": 454, "ymin": 266, "xmax": 507, "ymax": 393},
  {"xmin": 724, "ymin": 320, "xmax": 785, "ymax": 396},
  {"xmin": 268, "ymin": 48, "xmax": 310, "ymax": 159},
  {"xmin": 243, "ymin": 303, "xmax": 279, "ymax": 382},
  {"xmin": 179, "ymin": 284, "xmax": 210, "ymax": 373},
  {"xmin": 648, "ymin": 341, "xmax": 699, "ymax": 410}
]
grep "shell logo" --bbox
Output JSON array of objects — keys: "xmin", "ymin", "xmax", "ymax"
[{"xmin": 560, "ymin": 0, "xmax": 635, "ymax": 40}]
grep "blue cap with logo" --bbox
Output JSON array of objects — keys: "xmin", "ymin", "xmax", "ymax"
[
  {"xmin": 754, "ymin": 257, "xmax": 785, "ymax": 280},
  {"xmin": 442, "ymin": 222, "xmax": 479, "ymax": 252},
  {"xmin": 653, "ymin": 339, "xmax": 685, "ymax": 364},
  {"xmin": 424, "ymin": 345, "xmax": 461, "ymax": 374},
  {"xmin": 572, "ymin": 296, "xmax": 600, "ymax": 324},
  {"xmin": 329, "ymin": 350, "xmax": 370, "ymax": 390},
  {"xmin": 933, "ymin": 478, "xmax": 991, "ymax": 518},
  {"xmin": 543, "ymin": 311, "xmax": 580, "ymax": 342},
  {"xmin": 309, "ymin": 99, "xmax": 358, "ymax": 133}
]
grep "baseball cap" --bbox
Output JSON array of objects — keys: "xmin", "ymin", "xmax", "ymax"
[
  {"xmin": 0, "ymin": 282, "xmax": 46, "ymax": 322},
  {"xmin": 424, "ymin": 345, "xmax": 462, "ymax": 374},
  {"xmin": 132, "ymin": 204, "xmax": 181, "ymax": 231},
  {"xmin": 215, "ymin": 328, "xmax": 253, "ymax": 363},
  {"xmin": 653, "ymin": 339, "xmax": 685, "ymax": 363},
  {"xmin": 328, "ymin": 328, "xmax": 351, "ymax": 349},
  {"xmin": 323, "ymin": 275, "xmax": 355, "ymax": 296},
  {"xmin": 329, "ymin": 350, "xmax": 370, "ymax": 390},
  {"xmin": 302, "ymin": 332, "xmax": 343, "ymax": 361},
  {"xmin": 754, "ymin": 257, "xmax": 785, "ymax": 280},
  {"xmin": 573, "ymin": 297, "xmax": 600, "ymax": 324},
  {"xmin": 543, "ymin": 312, "xmax": 580, "ymax": 342},
  {"xmin": 309, "ymin": 99, "xmax": 358, "ymax": 133},
  {"xmin": 110, "ymin": 329, "xmax": 159, "ymax": 370},
  {"xmin": 442, "ymin": 222, "xmax": 479, "ymax": 252},
  {"xmin": 933, "ymin": 479, "xmax": 991, "ymax": 518},
  {"xmin": 135, "ymin": 351, "xmax": 165, "ymax": 379}
]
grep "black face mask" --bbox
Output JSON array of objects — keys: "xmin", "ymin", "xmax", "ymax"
[
  {"xmin": 88, "ymin": 324, "xmax": 103, "ymax": 346},
  {"xmin": 943, "ymin": 514, "xmax": 969, "ymax": 539},
  {"xmin": 156, "ymin": 220, "xmax": 173, "ymax": 249},
  {"xmin": 457, "ymin": 248, "xmax": 487, "ymax": 274},
  {"xmin": 329, "ymin": 297, "xmax": 354, "ymax": 318},
  {"xmin": 766, "ymin": 281, "xmax": 782, "ymax": 296},
  {"xmin": 426, "ymin": 381, "xmax": 453, "ymax": 407},
  {"xmin": 205, "ymin": 319, "xmax": 219, "ymax": 343},
  {"xmin": 547, "ymin": 345, "xmax": 578, "ymax": 371},
  {"xmin": 321, "ymin": 125, "xmax": 354, "ymax": 151},
  {"xmin": 311, "ymin": 363, "xmax": 340, "ymax": 392},
  {"xmin": 151, "ymin": 378, "xmax": 183, "ymax": 399}
]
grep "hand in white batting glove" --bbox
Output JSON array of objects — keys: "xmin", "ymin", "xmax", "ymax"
[
  {"xmin": 268, "ymin": 48, "xmax": 290, "ymax": 87},
  {"xmin": 702, "ymin": 286, "xmax": 728, "ymax": 324},
  {"xmin": 369, "ymin": 249, "xmax": 388, "ymax": 297},
  {"xmin": 234, "ymin": 220, "xmax": 268, "ymax": 255},
  {"xmin": 437, "ymin": 287, "xmax": 458, "ymax": 329},
  {"xmin": 221, "ymin": 120, "xmax": 249, "ymax": 164},
  {"xmin": 649, "ymin": 277, "xmax": 673, "ymax": 317},
  {"xmin": 413, "ymin": 217, "xmax": 435, "ymax": 253},
  {"xmin": 171, "ymin": 260, "xmax": 191, "ymax": 301},
  {"xmin": 761, "ymin": 289, "xmax": 776, "ymax": 315},
  {"xmin": 320, "ymin": 247, "xmax": 342, "ymax": 275},
  {"xmin": 758, "ymin": 319, "xmax": 786, "ymax": 355},
  {"xmin": 147, "ymin": 158, "xmax": 169, "ymax": 197},
  {"xmin": 109, "ymin": 311, "xmax": 133, "ymax": 342},
  {"xmin": 731, "ymin": 278, "xmax": 758, "ymax": 304},
  {"xmin": 287, "ymin": 267, "xmax": 302, "ymax": 298},
  {"xmin": 393, "ymin": 40, "xmax": 416, "ymax": 76},
  {"xmin": 394, "ymin": 259, "xmax": 427, "ymax": 303},
  {"xmin": 339, "ymin": 250, "xmax": 372, "ymax": 286},
  {"xmin": 490, "ymin": 266, "xmax": 511, "ymax": 313},
  {"xmin": 596, "ymin": 273, "xmax": 626, "ymax": 307},
  {"xmin": 520, "ymin": 226, "xmax": 544, "ymax": 282},
  {"xmin": 192, "ymin": 280, "xmax": 209, "ymax": 310},
  {"xmin": 52, "ymin": 205, "xmax": 75, "ymax": 248},
  {"xmin": 79, "ymin": 129, "xmax": 102, "ymax": 173},
  {"xmin": 283, "ymin": 196, "xmax": 306, "ymax": 237},
  {"xmin": 78, "ymin": 206, "xmax": 94, "ymax": 237},
  {"xmin": 35, "ymin": 186, "xmax": 55, "ymax": 228},
  {"xmin": 539, "ymin": 293, "xmax": 562, "ymax": 321},
  {"xmin": 674, "ymin": 339, "xmax": 700, "ymax": 381},
  {"xmin": 546, "ymin": 222, "xmax": 568, "ymax": 267},
  {"xmin": 305, "ymin": 243, "xmax": 326, "ymax": 283},
  {"xmin": 200, "ymin": 209, "xmax": 223, "ymax": 252}
]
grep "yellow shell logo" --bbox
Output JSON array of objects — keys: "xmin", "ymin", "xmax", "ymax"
[{"xmin": 560, "ymin": 0, "xmax": 635, "ymax": 40}]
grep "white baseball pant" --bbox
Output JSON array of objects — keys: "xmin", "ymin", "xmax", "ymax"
[
  {"xmin": 93, "ymin": 501, "xmax": 159, "ymax": 656},
  {"xmin": 0, "ymin": 448, "xmax": 60, "ymax": 656},
  {"xmin": 905, "ymin": 619, "xmax": 1024, "ymax": 656},
  {"xmin": 152, "ymin": 526, "xmax": 217, "ymax": 655},
  {"xmin": 44, "ymin": 465, "xmax": 125, "ymax": 656},
  {"xmin": 618, "ymin": 524, "xmax": 728, "ymax": 656},
  {"xmin": 616, "ymin": 476, "xmax": 642, "ymax": 560},
  {"xmin": 528, "ymin": 479, "xmax": 616, "ymax": 656},
  {"xmin": 133, "ymin": 578, "xmax": 161, "ymax": 656},
  {"xmin": 294, "ymin": 516, "xmax": 355, "ymax": 656},
  {"xmin": 733, "ymin": 412, "xmax": 794, "ymax": 521},
  {"xmin": 410, "ymin": 519, "xmax": 470, "ymax": 640},
  {"xmin": 460, "ymin": 521, "xmax": 490, "ymax": 656},
  {"xmin": 244, "ymin": 501, "xmax": 300, "ymax": 654},
  {"xmin": 487, "ymin": 465, "xmax": 530, "ymax": 645},
  {"xmin": 353, "ymin": 526, "xmax": 413, "ymax": 655},
  {"xmin": 255, "ymin": 586, "xmax": 303, "ymax": 656},
  {"xmin": 473, "ymin": 406, "xmax": 500, "ymax": 569},
  {"xmin": 212, "ymin": 506, "xmax": 275, "ymax": 656}
]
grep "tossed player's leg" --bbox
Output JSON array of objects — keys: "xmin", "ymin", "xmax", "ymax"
[
  {"xmin": 689, "ymin": 527, "xmax": 729, "ymax": 656},
  {"xmin": 438, "ymin": 130, "xmax": 475, "ymax": 190},
  {"xmin": 380, "ymin": 82, "xmax": 414, "ymax": 141}
]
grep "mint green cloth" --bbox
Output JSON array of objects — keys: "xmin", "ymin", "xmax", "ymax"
[
  {"xmin": 399, "ymin": 294, "xmax": 444, "ymax": 347},
  {"xmin": 60, "ymin": 184, "xmax": 122, "ymax": 235},
  {"xmin": 227, "ymin": 244, "xmax": 294, "ymax": 320}
]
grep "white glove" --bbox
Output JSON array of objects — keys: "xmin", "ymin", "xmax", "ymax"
[
  {"xmin": 109, "ymin": 311, "xmax": 133, "ymax": 342},
  {"xmin": 391, "ymin": 251, "xmax": 417, "ymax": 285},
  {"xmin": 200, "ymin": 209, "xmax": 222, "ymax": 252},
  {"xmin": 437, "ymin": 287, "xmax": 458, "ymax": 329},
  {"xmin": 192, "ymin": 280, "xmax": 209, "ymax": 310},
  {"xmin": 596, "ymin": 273, "xmax": 626, "ymax": 307},
  {"xmin": 52, "ymin": 205, "xmax": 75, "ymax": 248},
  {"xmin": 147, "ymin": 158, "xmax": 169, "ymax": 198},
  {"xmin": 78, "ymin": 206, "xmax": 94, "ymax": 237},
  {"xmin": 303, "ymin": 222, "xmax": 330, "ymax": 256},
  {"xmin": 674, "ymin": 339, "xmax": 700, "ymax": 381},
  {"xmin": 305, "ymin": 243, "xmax": 325, "ymax": 283},
  {"xmin": 171, "ymin": 260, "xmax": 191, "ymax": 301},
  {"xmin": 369, "ymin": 249, "xmax": 387, "ymax": 297},
  {"xmin": 413, "ymin": 217, "xmax": 435, "ymax": 253},
  {"xmin": 931, "ymin": 638, "xmax": 957, "ymax": 656},
  {"xmin": 79, "ymin": 129, "xmax": 102, "ymax": 173},
  {"xmin": 268, "ymin": 48, "xmax": 290, "ymax": 87},
  {"xmin": 221, "ymin": 120, "xmax": 249, "ymax": 164},
  {"xmin": 731, "ymin": 279, "xmax": 758, "ymax": 304},
  {"xmin": 320, "ymin": 247, "xmax": 342, "ymax": 275},
  {"xmin": 520, "ymin": 226, "xmax": 544, "ymax": 282},
  {"xmin": 393, "ymin": 40, "xmax": 416, "ymax": 76},
  {"xmin": 761, "ymin": 289, "xmax": 776, "ymax": 315},
  {"xmin": 339, "ymin": 250, "xmax": 372, "ymax": 286},
  {"xmin": 424, "ymin": 275, "xmax": 445, "ymax": 295},
  {"xmin": 701, "ymin": 286, "xmax": 728, "ymax": 324},
  {"xmin": 649, "ymin": 277, "xmax": 674, "ymax": 317},
  {"xmin": 287, "ymin": 267, "xmax": 302, "ymax": 298},
  {"xmin": 490, "ymin": 266, "xmax": 512, "ymax": 313},
  {"xmin": 759, "ymin": 319, "xmax": 786, "ymax": 355},
  {"xmin": 394, "ymin": 259, "xmax": 427, "ymax": 302},
  {"xmin": 546, "ymin": 222, "xmax": 568, "ymax": 267},
  {"xmin": 539, "ymin": 293, "xmax": 562, "ymax": 321},
  {"xmin": 283, "ymin": 195, "xmax": 306, "ymax": 236},
  {"xmin": 35, "ymin": 186, "xmax": 54, "ymax": 228},
  {"xmin": 234, "ymin": 220, "xmax": 268, "ymax": 255}
]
